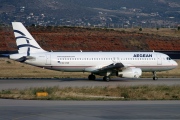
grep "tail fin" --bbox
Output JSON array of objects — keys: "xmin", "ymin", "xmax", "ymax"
[{"xmin": 12, "ymin": 22, "xmax": 46, "ymax": 55}]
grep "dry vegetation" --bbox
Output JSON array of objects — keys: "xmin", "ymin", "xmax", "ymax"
[
  {"xmin": 1, "ymin": 85, "xmax": 180, "ymax": 100},
  {"xmin": 115, "ymin": 28, "xmax": 180, "ymax": 37},
  {"xmin": 0, "ymin": 58, "xmax": 89, "ymax": 78}
]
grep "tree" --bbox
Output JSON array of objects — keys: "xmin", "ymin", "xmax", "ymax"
[
  {"xmin": 178, "ymin": 26, "xmax": 180, "ymax": 31},
  {"xmin": 139, "ymin": 28, "xmax": 142, "ymax": 31},
  {"xmin": 31, "ymin": 24, "xmax": 36, "ymax": 27}
]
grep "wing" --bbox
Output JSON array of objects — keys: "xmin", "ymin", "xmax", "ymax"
[
  {"xmin": 84, "ymin": 63, "xmax": 125, "ymax": 73},
  {"xmin": 98, "ymin": 63, "xmax": 124, "ymax": 72},
  {"xmin": 85, "ymin": 62, "xmax": 130, "ymax": 73},
  {"xmin": 91, "ymin": 62, "xmax": 142, "ymax": 78}
]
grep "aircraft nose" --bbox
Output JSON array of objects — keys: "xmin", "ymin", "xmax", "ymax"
[{"xmin": 173, "ymin": 60, "xmax": 178, "ymax": 67}]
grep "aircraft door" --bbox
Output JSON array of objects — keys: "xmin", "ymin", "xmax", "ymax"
[
  {"xmin": 46, "ymin": 54, "xmax": 51, "ymax": 65},
  {"xmin": 156, "ymin": 54, "xmax": 162, "ymax": 65}
]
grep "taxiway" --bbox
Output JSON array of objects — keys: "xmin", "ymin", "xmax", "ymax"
[
  {"xmin": 0, "ymin": 100, "xmax": 180, "ymax": 120},
  {"xmin": 0, "ymin": 78, "xmax": 180, "ymax": 90},
  {"xmin": 1, "ymin": 78, "xmax": 180, "ymax": 119}
]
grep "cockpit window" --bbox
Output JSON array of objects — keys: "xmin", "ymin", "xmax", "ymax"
[{"xmin": 166, "ymin": 57, "xmax": 171, "ymax": 60}]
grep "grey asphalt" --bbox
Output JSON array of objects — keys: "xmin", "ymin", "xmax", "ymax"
[
  {"xmin": 1, "ymin": 78, "xmax": 180, "ymax": 120},
  {"xmin": 0, "ymin": 78, "xmax": 180, "ymax": 90},
  {"xmin": 0, "ymin": 100, "xmax": 180, "ymax": 120}
]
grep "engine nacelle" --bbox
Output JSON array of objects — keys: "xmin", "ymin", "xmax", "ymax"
[{"xmin": 116, "ymin": 68, "xmax": 142, "ymax": 78}]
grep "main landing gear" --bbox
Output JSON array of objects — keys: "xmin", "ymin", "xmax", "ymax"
[
  {"xmin": 88, "ymin": 74, "xmax": 96, "ymax": 80},
  {"xmin": 88, "ymin": 74, "xmax": 111, "ymax": 82},
  {"xmin": 152, "ymin": 71, "xmax": 158, "ymax": 80},
  {"xmin": 103, "ymin": 76, "xmax": 111, "ymax": 82}
]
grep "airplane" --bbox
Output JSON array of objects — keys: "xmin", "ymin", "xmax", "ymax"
[{"xmin": 8, "ymin": 22, "xmax": 178, "ymax": 81}]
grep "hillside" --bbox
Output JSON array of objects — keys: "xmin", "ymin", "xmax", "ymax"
[
  {"xmin": 0, "ymin": 0, "xmax": 180, "ymax": 27},
  {"xmin": 0, "ymin": 26, "xmax": 180, "ymax": 51}
]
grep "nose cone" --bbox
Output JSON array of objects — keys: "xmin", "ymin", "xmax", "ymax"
[{"xmin": 173, "ymin": 60, "xmax": 178, "ymax": 68}]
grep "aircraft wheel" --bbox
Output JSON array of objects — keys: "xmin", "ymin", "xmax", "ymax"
[
  {"xmin": 152, "ymin": 71, "xmax": 158, "ymax": 81},
  {"xmin": 103, "ymin": 76, "xmax": 110, "ymax": 82},
  {"xmin": 92, "ymin": 75, "xmax": 96, "ymax": 80},
  {"xmin": 153, "ymin": 77, "xmax": 158, "ymax": 81},
  {"xmin": 103, "ymin": 76, "xmax": 106, "ymax": 81},
  {"xmin": 88, "ymin": 75, "xmax": 91, "ymax": 80},
  {"xmin": 88, "ymin": 74, "xmax": 96, "ymax": 80}
]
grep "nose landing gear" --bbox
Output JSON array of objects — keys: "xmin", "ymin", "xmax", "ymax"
[{"xmin": 152, "ymin": 71, "xmax": 158, "ymax": 80}]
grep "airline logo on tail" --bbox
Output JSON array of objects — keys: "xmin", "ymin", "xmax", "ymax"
[
  {"xmin": 12, "ymin": 22, "xmax": 46, "ymax": 55},
  {"xmin": 14, "ymin": 30, "xmax": 40, "ymax": 49}
]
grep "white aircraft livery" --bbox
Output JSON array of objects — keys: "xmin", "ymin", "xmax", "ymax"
[{"xmin": 9, "ymin": 22, "xmax": 178, "ymax": 81}]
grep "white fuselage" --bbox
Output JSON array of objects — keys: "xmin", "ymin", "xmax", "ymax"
[{"xmin": 10, "ymin": 52, "xmax": 178, "ymax": 74}]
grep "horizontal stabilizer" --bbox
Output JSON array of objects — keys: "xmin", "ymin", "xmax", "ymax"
[
  {"xmin": 16, "ymin": 56, "xmax": 35, "ymax": 62},
  {"xmin": 0, "ymin": 54, "xmax": 10, "ymax": 58}
]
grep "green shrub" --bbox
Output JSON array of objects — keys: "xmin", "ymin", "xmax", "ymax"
[{"xmin": 139, "ymin": 28, "xmax": 142, "ymax": 31}]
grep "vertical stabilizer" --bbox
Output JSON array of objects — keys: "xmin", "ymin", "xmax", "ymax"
[{"xmin": 12, "ymin": 22, "xmax": 46, "ymax": 55}]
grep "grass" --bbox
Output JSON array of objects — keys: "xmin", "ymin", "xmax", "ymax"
[
  {"xmin": 114, "ymin": 28, "xmax": 180, "ymax": 37},
  {"xmin": 0, "ymin": 58, "xmax": 89, "ymax": 78},
  {"xmin": 0, "ymin": 85, "xmax": 180, "ymax": 100}
]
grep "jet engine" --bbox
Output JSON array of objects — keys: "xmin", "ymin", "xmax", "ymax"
[{"xmin": 116, "ymin": 68, "xmax": 142, "ymax": 78}]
